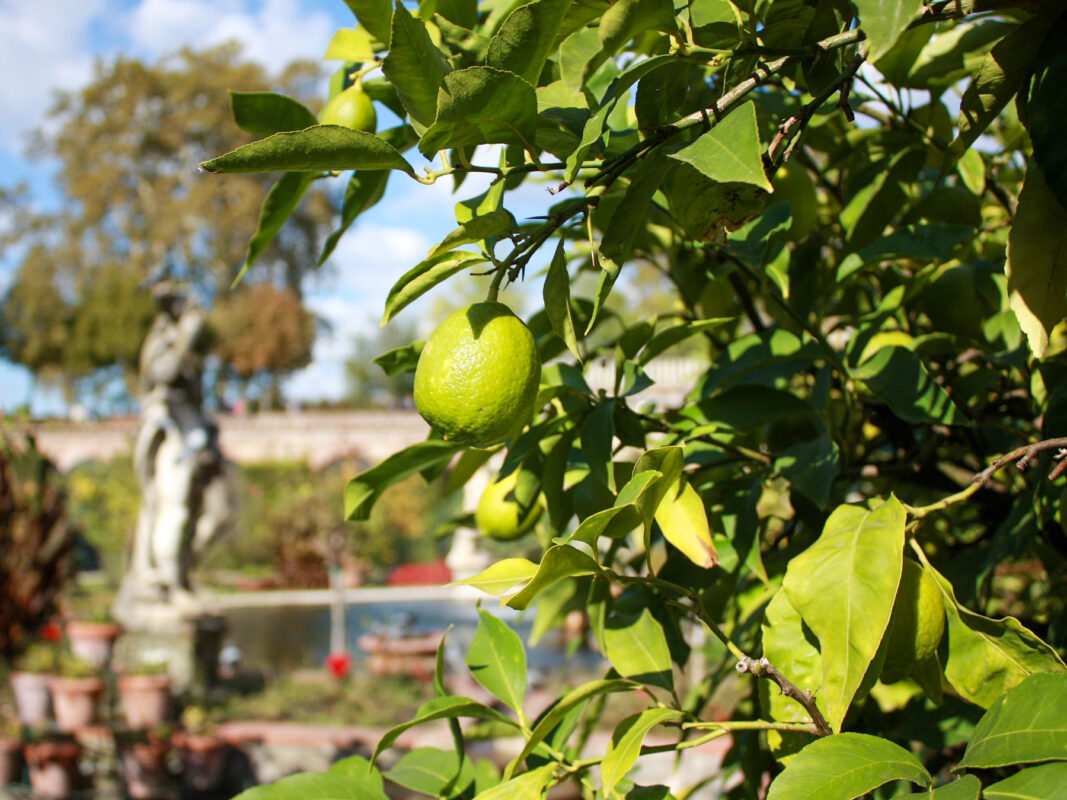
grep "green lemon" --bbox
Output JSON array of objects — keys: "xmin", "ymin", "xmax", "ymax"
[
  {"xmin": 319, "ymin": 84, "xmax": 377, "ymax": 132},
  {"xmin": 771, "ymin": 163, "xmax": 818, "ymax": 239},
  {"xmin": 881, "ymin": 559, "xmax": 946, "ymax": 683},
  {"xmin": 413, "ymin": 302, "xmax": 541, "ymax": 448},
  {"xmin": 475, "ymin": 471, "xmax": 543, "ymax": 540}
]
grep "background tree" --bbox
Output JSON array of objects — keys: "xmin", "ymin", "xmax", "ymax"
[
  {"xmin": 344, "ymin": 317, "xmax": 419, "ymax": 408},
  {"xmin": 208, "ymin": 1, "xmax": 1067, "ymax": 799}
]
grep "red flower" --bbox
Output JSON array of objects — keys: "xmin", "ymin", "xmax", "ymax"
[
  {"xmin": 325, "ymin": 651, "xmax": 352, "ymax": 679},
  {"xmin": 40, "ymin": 621, "xmax": 62, "ymax": 643}
]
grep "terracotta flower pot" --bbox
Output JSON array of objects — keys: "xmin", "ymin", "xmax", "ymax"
[
  {"xmin": 174, "ymin": 733, "xmax": 227, "ymax": 792},
  {"xmin": 65, "ymin": 620, "xmax": 122, "ymax": 671},
  {"xmin": 24, "ymin": 740, "xmax": 82, "ymax": 800},
  {"xmin": 117, "ymin": 674, "xmax": 172, "ymax": 728},
  {"xmin": 0, "ymin": 737, "xmax": 23, "ymax": 787},
  {"xmin": 117, "ymin": 739, "xmax": 171, "ymax": 799},
  {"xmin": 49, "ymin": 676, "xmax": 105, "ymax": 732},
  {"xmin": 9, "ymin": 672, "xmax": 52, "ymax": 725}
]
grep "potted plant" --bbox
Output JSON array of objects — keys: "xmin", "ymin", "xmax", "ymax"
[
  {"xmin": 0, "ymin": 715, "xmax": 23, "ymax": 787},
  {"xmin": 48, "ymin": 653, "xmax": 104, "ymax": 732},
  {"xmin": 23, "ymin": 729, "xmax": 82, "ymax": 800},
  {"xmin": 64, "ymin": 608, "xmax": 121, "ymax": 672},
  {"xmin": 115, "ymin": 726, "xmax": 172, "ymax": 799},
  {"xmin": 10, "ymin": 642, "xmax": 56, "ymax": 725},
  {"xmin": 116, "ymin": 660, "xmax": 172, "ymax": 729},
  {"xmin": 174, "ymin": 706, "xmax": 227, "ymax": 792}
]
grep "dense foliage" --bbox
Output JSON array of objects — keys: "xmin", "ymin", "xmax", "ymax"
[{"xmin": 205, "ymin": 0, "xmax": 1067, "ymax": 797}]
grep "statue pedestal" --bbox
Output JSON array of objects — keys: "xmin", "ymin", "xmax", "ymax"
[{"xmin": 113, "ymin": 602, "xmax": 226, "ymax": 693}]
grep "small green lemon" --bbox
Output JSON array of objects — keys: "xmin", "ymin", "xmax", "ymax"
[
  {"xmin": 414, "ymin": 302, "xmax": 541, "ymax": 448},
  {"xmin": 475, "ymin": 471, "xmax": 543, "ymax": 540},
  {"xmin": 881, "ymin": 559, "xmax": 946, "ymax": 683},
  {"xmin": 320, "ymin": 84, "xmax": 377, "ymax": 132}
]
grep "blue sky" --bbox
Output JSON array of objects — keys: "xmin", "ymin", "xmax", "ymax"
[{"xmin": 0, "ymin": 0, "xmax": 546, "ymax": 415}]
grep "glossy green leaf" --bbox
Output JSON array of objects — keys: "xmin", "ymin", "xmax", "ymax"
[
  {"xmin": 851, "ymin": 346, "xmax": 964, "ymax": 426},
  {"xmin": 776, "ymin": 436, "xmax": 839, "ymax": 509},
  {"xmin": 318, "ymin": 170, "xmax": 390, "ymax": 265},
  {"xmin": 324, "ymin": 27, "xmax": 376, "ymax": 61},
  {"xmin": 428, "ymin": 210, "xmax": 515, "ymax": 258},
  {"xmin": 665, "ymin": 166, "xmax": 767, "ymax": 242},
  {"xmin": 653, "ymin": 476, "xmax": 717, "ymax": 568},
  {"xmin": 382, "ymin": 251, "xmax": 487, "ymax": 323},
  {"xmin": 201, "ymin": 126, "xmax": 415, "ymax": 176},
  {"xmin": 232, "ymin": 771, "xmax": 388, "ymax": 800},
  {"xmin": 601, "ymin": 154, "xmax": 674, "ymax": 265},
  {"xmin": 984, "ymin": 762, "xmax": 1067, "ymax": 800},
  {"xmin": 343, "ymin": 0, "xmax": 392, "ymax": 43},
  {"xmin": 544, "ymin": 241, "xmax": 580, "ymax": 360},
  {"xmin": 603, "ymin": 606, "xmax": 673, "ymax": 690},
  {"xmin": 372, "ymin": 695, "xmax": 518, "ymax": 763},
  {"xmin": 507, "ymin": 679, "xmax": 636, "ymax": 776},
  {"xmin": 372, "ymin": 340, "xmax": 424, "ymax": 376},
  {"xmin": 668, "ymin": 102, "xmax": 772, "ymax": 191},
  {"xmin": 766, "ymin": 733, "xmax": 932, "ymax": 800},
  {"xmin": 487, "ymin": 0, "xmax": 573, "ymax": 84},
  {"xmin": 230, "ymin": 91, "xmax": 318, "ymax": 138},
  {"xmin": 466, "ymin": 609, "xmax": 527, "ymax": 714},
  {"xmin": 1026, "ymin": 16, "xmax": 1067, "ymax": 209},
  {"xmin": 234, "ymin": 171, "xmax": 314, "ymax": 285},
  {"xmin": 926, "ymin": 561, "xmax": 1066, "ymax": 709},
  {"xmin": 783, "ymin": 497, "xmax": 907, "ymax": 732},
  {"xmin": 329, "ymin": 755, "xmax": 389, "ymax": 800},
  {"xmin": 895, "ymin": 775, "xmax": 981, "ymax": 800},
  {"xmin": 473, "ymin": 765, "xmax": 556, "ymax": 800},
  {"xmin": 1006, "ymin": 162, "xmax": 1067, "ymax": 358},
  {"xmin": 854, "ymin": 0, "xmax": 925, "ymax": 62},
  {"xmin": 452, "ymin": 558, "xmax": 538, "ymax": 596},
  {"xmin": 600, "ymin": 709, "xmax": 681, "ymax": 798},
  {"xmin": 957, "ymin": 672, "xmax": 1067, "ymax": 770},
  {"xmin": 581, "ymin": 399, "xmax": 615, "ymax": 489},
  {"xmin": 956, "ymin": 150, "xmax": 985, "ymax": 196},
  {"xmin": 568, "ymin": 502, "xmax": 644, "ymax": 547},
  {"xmin": 385, "ymin": 748, "xmax": 467, "ymax": 797},
  {"xmin": 382, "ymin": 3, "xmax": 449, "ymax": 128},
  {"xmin": 506, "ymin": 545, "xmax": 602, "ymax": 609},
  {"xmin": 419, "ymin": 67, "xmax": 539, "ymax": 157},
  {"xmin": 345, "ymin": 440, "xmax": 464, "ymax": 520},
  {"xmin": 598, "ymin": 0, "xmax": 677, "ymax": 55}
]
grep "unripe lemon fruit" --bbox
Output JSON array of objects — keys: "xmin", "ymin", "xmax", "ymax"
[
  {"xmin": 880, "ymin": 559, "xmax": 946, "ymax": 683},
  {"xmin": 320, "ymin": 84, "xmax": 377, "ymax": 132},
  {"xmin": 475, "ymin": 471, "xmax": 543, "ymax": 540},
  {"xmin": 413, "ymin": 302, "xmax": 541, "ymax": 448}
]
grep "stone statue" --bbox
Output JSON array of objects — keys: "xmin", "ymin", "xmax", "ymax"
[{"xmin": 116, "ymin": 283, "xmax": 238, "ymax": 619}]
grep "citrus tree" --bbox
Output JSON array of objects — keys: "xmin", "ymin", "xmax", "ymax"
[{"xmin": 203, "ymin": 0, "xmax": 1067, "ymax": 797}]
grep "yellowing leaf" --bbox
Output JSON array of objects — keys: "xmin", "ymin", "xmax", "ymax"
[{"xmin": 654, "ymin": 476, "xmax": 717, "ymax": 568}]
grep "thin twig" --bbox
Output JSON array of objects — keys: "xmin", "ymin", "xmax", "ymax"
[{"xmin": 736, "ymin": 656, "xmax": 833, "ymax": 736}]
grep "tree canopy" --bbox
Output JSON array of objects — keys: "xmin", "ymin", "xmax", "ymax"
[{"xmin": 209, "ymin": 0, "xmax": 1067, "ymax": 798}]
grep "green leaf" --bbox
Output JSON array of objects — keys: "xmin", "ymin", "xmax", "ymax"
[
  {"xmin": 382, "ymin": 251, "xmax": 487, "ymax": 324},
  {"xmin": 598, "ymin": 0, "xmax": 677, "ymax": 55},
  {"xmin": 329, "ymin": 756, "xmax": 389, "ymax": 800},
  {"xmin": 851, "ymin": 346, "xmax": 964, "ymax": 426},
  {"xmin": 318, "ymin": 170, "xmax": 390, "ymax": 265},
  {"xmin": 766, "ymin": 733, "xmax": 932, "ymax": 800},
  {"xmin": 230, "ymin": 91, "xmax": 318, "ymax": 138},
  {"xmin": 507, "ymin": 679, "xmax": 637, "ymax": 776},
  {"xmin": 473, "ymin": 765, "xmax": 557, "ymax": 800},
  {"xmin": 854, "ymin": 0, "xmax": 924, "ymax": 62},
  {"xmin": 372, "ymin": 340, "xmax": 424, "ymax": 376},
  {"xmin": 775, "ymin": 436, "xmax": 839, "ymax": 509},
  {"xmin": 419, "ymin": 66, "xmax": 539, "ymax": 157},
  {"xmin": 234, "ymin": 171, "xmax": 315, "ymax": 285},
  {"xmin": 668, "ymin": 102, "xmax": 772, "ymax": 191},
  {"xmin": 466, "ymin": 609, "xmax": 527, "ymax": 714},
  {"xmin": 601, "ymin": 154, "xmax": 674, "ymax": 265},
  {"xmin": 653, "ymin": 476, "xmax": 717, "ymax": 568},
  {"xmin": 783, "ymin": 497, "xmax": 907, "ymax": 732},
  {"xmin": 506, "ymin": 545, "xmax": 602, "ymax": 609},
  {"xmin": 600, "ymin": 709, "xmax": 682, "ymax": 797},
  {"xmin": 567, "ymin": 502, "xmax": 644, "ymax": 547},
  {"xmin": 899, "ymin": 776, "xmax": 981, "ymax": 800},
  {"xmin": 957, "ymin": 673, "xmax": 1067, "ymax": 770},
  {"xmin": 201, "ymin": 126, "xmax": 416, "ymax": 176},
  {"xmin": 383, "ymin": 2, "xmax": 450, "ymax": 128},
  {"xmin": 232, "ymin": 771, "xmax": 389, "ymax": 800},
  {"xmin": 343, "ymin": 0, "xmax": 393, "ymax": 43},
  {"xmin": 487, "ymin": 0, "xmax": 574, "ymax": 84},
  {"xmin": 1006, "ymin": 162, "xmax": 1067, "ymax": 359},
  {"xmin": 373, "ymin": 696, "xmax": 518, "ymax": 763},
  {"xmin": 1025, "ymin": 15, "xmax": 1067, "ymax": 209},
  {"xmin": 345, "ymin": 440, "xmax": 464, "ymax": 520},
  {"xmin": 544, "ymin": 241, "xmax": 581, "ymax": 360},
  {"xmin": 385, "ymin": 748, "xmax": 467, "ymax": 797},
  {"xmin": 926, "ymin": 561, "xmax": 1067, "ymax": 709},
  {"xmin": 984, "ymin": 762, "xmax": 1067, "ymax": 800},
  {"xmin": 428, "ymin": 210, "xmax": 515, "ymax": 258},
  {"xmin": 603, "ymin": 606, "xmax": 674, "ymax": 691},
  {"xmin": 956, "ymin": 149, "xmax": 985, "ymax": 196},
  {"xmin": 581, "ymin": 399, "xmax": 615, "ymax": 489},
  {"xmin": 451, "ymin": 558, "xmax": 538, "ymax": 596},
  {"xmin": 324, "ymin": 27, "xmax": 376, "ymax": 61},
  {"xmin": 665, "ymin": 165, "xmax": 767, "ymax": 242}
]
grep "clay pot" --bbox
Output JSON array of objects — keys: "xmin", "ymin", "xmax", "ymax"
[
  {"xmin": 65, "ymin": 620, "xmax": 122, "ymax": 671},
  {"xmin": 117, "ymin": 674, "xmax": 172, "ymax": 728},
  {"xmin": 117, "ymin": 739, "xmax": 171, "ymax": 799},
  {"xmin": 0, "ymin": 737, "xmax": 23, "ymax": 786},
  {"xmin": 9, "ymin": 672, "xmax": 53, "ymax": 725},
  {"xmin": 49, "ymin": 676, "xmax": 105, "ymax": 732},
  {"xmin": 24, "ymin": 740, "xmax": 82, "ymax": 800},
  {"xmin": 174, "ymin": 733, "xmax": 227, "ymax": 792}
]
